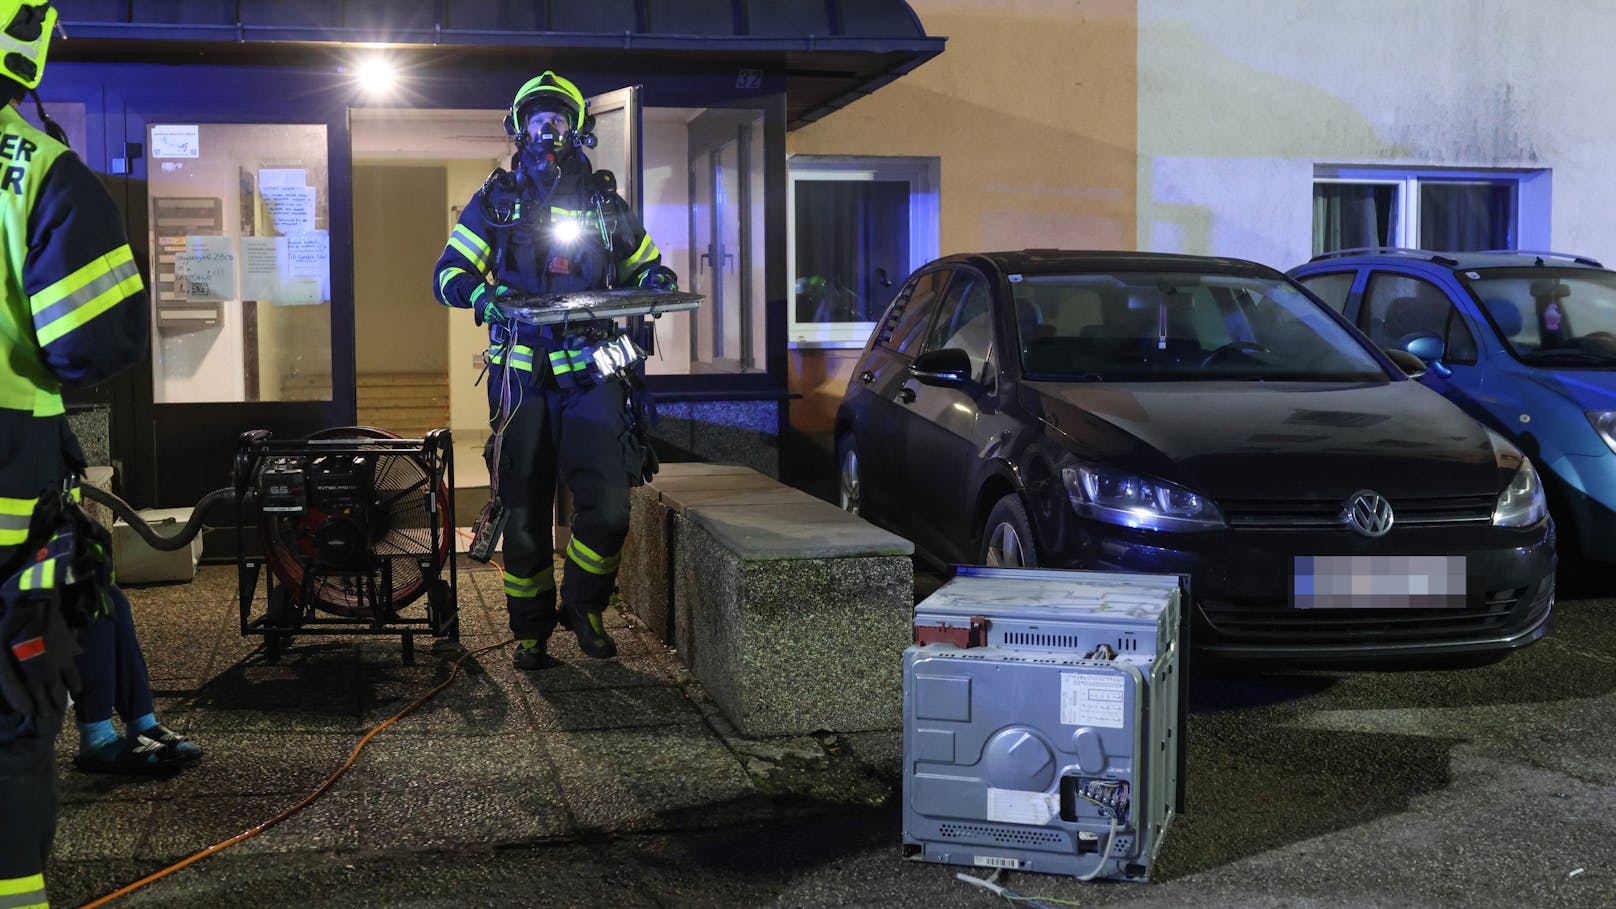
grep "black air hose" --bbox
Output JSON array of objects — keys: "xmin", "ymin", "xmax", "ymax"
[{"xmin": 79, "ymin": 485, "xmax": 240, "ymax": 551}]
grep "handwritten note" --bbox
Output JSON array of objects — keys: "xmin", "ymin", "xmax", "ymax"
[
  {"xmin": 285, "ymin": 230, "xmax": 330, "ymax": 303},
  {"xmin": 262, "ymin": 185, "xmax": 315, "ymax": 235},
  {"xmin": 172, "ymin": 236, "xmax": 235, "ymax": 301}
]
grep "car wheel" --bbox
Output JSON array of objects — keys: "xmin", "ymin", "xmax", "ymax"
[
  {"xmin": 980, "ymin": 494, "xmax": 1038, "ymax": 567},
  {"xmin": 837, "ymin": 433, "xmax": 862, "ymax": 516}
]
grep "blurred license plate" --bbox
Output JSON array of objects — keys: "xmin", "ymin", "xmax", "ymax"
[{"xmin": 1293, "ymin": 556, "xmax": 1467, "ymax": 609}]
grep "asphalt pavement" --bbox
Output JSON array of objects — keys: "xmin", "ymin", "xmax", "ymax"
[{"xmin": 38, "ymin": 557, "xmax": 1616, "ymax": 909}]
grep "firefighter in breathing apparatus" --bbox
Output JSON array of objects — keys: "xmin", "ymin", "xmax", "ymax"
[
  {"xmin": 0, "ymin": 0, "xmax": 154, "ymax": 902},
  {"xmin": 432, "ymin": 71, "xmax": 675, "ymax": 669}
]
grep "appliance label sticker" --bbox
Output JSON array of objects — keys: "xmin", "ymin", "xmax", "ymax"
[
  {"xmin": 986, "ymin": 788, "xmax": 1059, "ymax": 825},
  {"xmin": 1061, "ymin": 672, "xmax": 1124, "ymax": 728}
]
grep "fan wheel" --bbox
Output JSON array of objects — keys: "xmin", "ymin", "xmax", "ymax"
[{"xmin": 261, "ymin": 426, "xmax": 452, "ymax": 619}]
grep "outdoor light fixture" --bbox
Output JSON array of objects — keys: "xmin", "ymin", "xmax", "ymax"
[{"xmin": 356, "ymin": 55, "xmax": 397, "ymax": 96}]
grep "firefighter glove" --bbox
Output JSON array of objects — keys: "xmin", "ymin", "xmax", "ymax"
[
  {"xmin": 474, "ymin": 282, "xmax": 520, "ymax": 327},
  {"xmin": 639, "ymin": 265, "xmax": 679, "ymax": 292}
]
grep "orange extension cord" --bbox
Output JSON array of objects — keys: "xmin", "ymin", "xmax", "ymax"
[{"xmin": 79, "ymin": 535, "xmax": 507, "ymax": 908}]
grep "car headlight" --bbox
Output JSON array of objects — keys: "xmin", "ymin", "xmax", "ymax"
[
  {"xmin": 1061, "ymin": 464, "xmax": 1225, "ymax": 532},
  {"xmin": 1588, "ymin": 411, "xmax": 1616, "ymax": 455},
  {"xmin": 1492, "ymin": 459, "xmax": 1547, "ymax": 527}
]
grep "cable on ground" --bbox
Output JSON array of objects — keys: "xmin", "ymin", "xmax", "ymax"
[{"xmin": 76, "ymin": 636, "xmax": 514, "ymax": 908}]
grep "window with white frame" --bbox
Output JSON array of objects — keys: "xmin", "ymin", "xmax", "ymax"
[
  {"xmin": 787, "ymin": 155, "xmax": 939, "ymax": 346},
  {"xmin": 1312, "ymin": 166, "xmax": 1551, "ymax": 257}
]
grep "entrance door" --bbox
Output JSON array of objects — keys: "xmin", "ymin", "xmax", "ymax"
[
  {"xmin": 135, "ymin": 116, "xmax": 350, "ymax": 507},
  {"xmin": 687, "ymin": 110, "xmax": 763, "ymax": 372}
]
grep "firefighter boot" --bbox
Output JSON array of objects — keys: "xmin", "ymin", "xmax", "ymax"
[
  {"xmin": 509, "ymin": 596, "xmax": 561, "ymax": 670},
  {"xmin": 562, "ymin": 599, "xmax": 617, "ymax": 659}
]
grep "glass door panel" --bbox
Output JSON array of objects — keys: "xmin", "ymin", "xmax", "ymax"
[
  {"xmin": 686, "ymin": 109, "xmax": 764, "ymax": 373},
  {"xmin": 585, "ymin": 86, "xmax": 641, "ymax": 213},
  {"xmin": 146, "ymin": 123, "xmax": 332, "ymax": 403}
]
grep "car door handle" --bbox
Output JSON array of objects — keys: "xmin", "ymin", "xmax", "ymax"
[
  {"xmin": 897, "ymin": 385, "xmax": 916, "ymax": 404},
  {"xmin": 860, "ymin": 370, "xmax": 875, "ymax": 384}
]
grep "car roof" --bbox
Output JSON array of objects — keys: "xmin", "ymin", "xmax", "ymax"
[
  {"xmin": 1294, "ymin": 247, "xmax": 1609, "ymax": 273},
  {"xmin": 938, "ymin": 249, "xmax": 1287, "ymax": 279}
]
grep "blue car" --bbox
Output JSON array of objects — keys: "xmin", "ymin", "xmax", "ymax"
[{"xmin": 1289, "ymin": 248, "xmax": 1616, "ymax": 564}]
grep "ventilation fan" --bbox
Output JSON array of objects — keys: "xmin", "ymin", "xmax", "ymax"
[{"xmin": 235, "ymin": 426, "xmax": 459, "ymax": 662}]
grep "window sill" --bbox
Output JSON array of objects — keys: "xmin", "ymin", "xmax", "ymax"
[{"xmin": 788, "ymin": 338, "xmax": 869, "ymax": 351}]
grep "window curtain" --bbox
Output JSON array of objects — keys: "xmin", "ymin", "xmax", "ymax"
[
  {"xmin": 1420, "ymin": 183, "xmax": 1512, "ymax": 252},
  {"xmin": 1312, "ymin": 184, "xmax": 1396, "ymax": 256}
]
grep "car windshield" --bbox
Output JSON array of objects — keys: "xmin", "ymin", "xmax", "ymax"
[
  {"xmin": 1012, "ymin": 272, "xmax": 1389, "ymax": 382},
  {"xmin": 1464, "ymin": 267, "xmax": 1616, "ymax": 366}
]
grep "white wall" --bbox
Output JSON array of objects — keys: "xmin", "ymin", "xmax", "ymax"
[{"xmin": 1138, "ymin": 0, "xmax": 1616, "ymax": 269}]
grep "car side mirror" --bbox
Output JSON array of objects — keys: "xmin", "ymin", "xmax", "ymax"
[
  {"xmin": 909, "ymin": 347, "xmax": 973, "ymax": 386},
  {"xmin": 1399, "ymin": 333, "xmax": 1453, "ymax": 377},
  {"xmin": 1383, "ymin": 348, "xmax": 1428, "ymax": 378}
]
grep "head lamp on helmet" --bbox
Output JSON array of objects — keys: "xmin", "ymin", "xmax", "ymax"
[{"xmin": 0, "ymin": 0, "xmax": 55, "ymax": 93}]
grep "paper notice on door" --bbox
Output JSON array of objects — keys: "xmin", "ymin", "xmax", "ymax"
[
  {"xmin": 284, "ymin": 230, "xmax": 329, "ymax": 302},
  {"xmin": 258, "ymin": 168, "xmax": 306, "ymax": 189},
  {"xmin": 151, "ymin": 125, "xmax": 199, "ymax": 158},
  {"xmin": 172, "ymin": 236, "xmax": 235, "ymax": 301},
  {"xmin": 262, "ymin": 185, "xmax": 316, "ymax": 235},
  {"xmin": 240, "ymin": 230, "xmax": 328, "ymax": 305},
  {"xmin": 240, "ymin": 236, "xmax": 281, "ymax": 301}
]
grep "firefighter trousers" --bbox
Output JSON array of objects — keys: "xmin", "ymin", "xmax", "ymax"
[{"xmin": 487, "ymin": 372, "xmax": 639, "ymax": 641}]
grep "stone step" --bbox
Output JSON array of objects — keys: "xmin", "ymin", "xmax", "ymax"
[
  {"xmin": 357, "ymin": 387, "xmax": 448, "ymax": 408},
  {"xmin": 357, "ymin": 372, "xmax": 447, "ymax": 389}
]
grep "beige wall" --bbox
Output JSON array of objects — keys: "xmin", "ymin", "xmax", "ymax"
[
  {"xmin": 783, "ymin": 0, "xmax": 1139, "ymax": 430},
  {"xmin": 353, "ymin": 164, "xmax": 450, "ymax": 376}
]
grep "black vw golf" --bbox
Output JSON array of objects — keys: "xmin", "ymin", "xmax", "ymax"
[{"xmin": 835, "ymin": 251, "xmax": 1554, "ymax": 662}]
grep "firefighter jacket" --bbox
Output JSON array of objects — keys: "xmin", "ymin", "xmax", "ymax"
[
  {"xmin": 431, "ymin": 156, "xmax": 663, "ymax": 382},
  {"xmin": 0, "ymin": 103, "xmax": 149, "ymax": 553}
]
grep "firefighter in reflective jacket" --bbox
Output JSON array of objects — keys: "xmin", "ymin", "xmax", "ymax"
[
  {"xmin": 432, "ymin": 71, "xmax": 675, "ymax": 669},
  {"xmin": 0, "ymin": 1, "xmax": 150, "ymax": 904}
]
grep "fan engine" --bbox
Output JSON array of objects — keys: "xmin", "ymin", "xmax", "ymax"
[{"xmin": 235, "ymin": 426, "xmax": 459, "ymax": 661}]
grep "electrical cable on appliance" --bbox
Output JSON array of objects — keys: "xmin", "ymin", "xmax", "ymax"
[{"xmin": 75, "ymin": 636, "xmax": 515, "ymax": 909}]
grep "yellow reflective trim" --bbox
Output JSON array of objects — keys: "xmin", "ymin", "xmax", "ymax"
[
  {"xmin": 35, "ymin": 272, "xmax": 144, "ymax": 348},
  {"xmin": 0, "ymin": 873, "xmax": 46, "ymax": 897},
  {"xmin": 30, "ymin": 245, "xmax": 135, "ymax": 312},
  {"xmin": 566, "ymin": 536, "xmax": 620, "ymax": 575},
  {"xmin": 446, "ymin": 237, "xmax": 487, "ymax": 275},
  {"xmin": 0, "ymin": 496, "xmax": 35, "ymax": 516},
  {"xmin": 452, "ymin": 225, "xmax": 491, "ymax": 270},
  {"xmin": 620, "ymin": 233, "xmax": 658, "ymax": 273},
  {"xmin": 437, "ymin": 266, "xmax": 468, "ymax": 298}
]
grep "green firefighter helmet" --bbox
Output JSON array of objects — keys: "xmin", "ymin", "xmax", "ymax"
[
  {"xmin": 505, "ymin": 70, "xmax": 587, "ymax": 138},
  {"xmin": 0, "ymin": 0, "xmax": 55, "ymax": 91}
]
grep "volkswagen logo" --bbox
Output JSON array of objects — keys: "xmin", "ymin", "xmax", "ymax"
[{"xmin": 1343, "ymin": 491, "xmax": 1394, "ymax": 537}]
